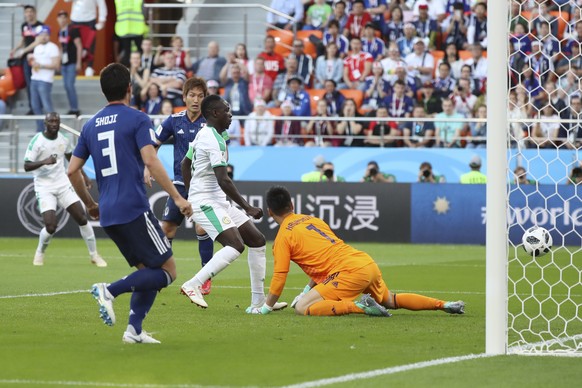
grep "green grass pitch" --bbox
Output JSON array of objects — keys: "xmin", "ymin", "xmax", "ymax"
[{"xmin": 0, "ymin": 237, "xmax": 580, "ymax": 387}]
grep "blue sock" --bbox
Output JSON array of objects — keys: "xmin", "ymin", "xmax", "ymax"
[
  {"xmin": 107, "ymin": 268, "xmax": 171, "ymax": 298},
  {"xmin": 128, "ymin": 290, "xmax": 157, "ymax": 334},
  {"xmin": 197, "ymin": 233, "xmax": 214, "ymax": 267}
]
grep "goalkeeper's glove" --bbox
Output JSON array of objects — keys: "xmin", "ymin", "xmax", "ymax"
[
  {"xmin": 291, "ymin": 284, "xmax": 312, "ymax": 308},
  {"xmin": 248, "ymin": 304, "xmax": 273, "ymax": 315}
]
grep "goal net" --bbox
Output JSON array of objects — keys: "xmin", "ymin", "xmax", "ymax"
[{"xmin": 506, "ymin": 0, "xmax": 581, "ymax": 355}]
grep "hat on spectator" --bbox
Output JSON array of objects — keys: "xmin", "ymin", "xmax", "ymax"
[
  {"xmin": 531, "ymin": 40, "xmax": 541, "ymax": 46},
  {"xmin": 413, "ymin": 37, "xmax": 425, "ymax": 45},
  {"xmin": 254, "ymin": 99, "xmax": 266, "ymax": 107},
  {"xmin": 281, "ymin": 100, "xmax": 294, "ymax": 109},
  {"xmin": 313, "ymin": 155, "xmax": 326, "ymax": 168},
  {"xmin": 404, "ymin": 22, "xmax": 415, "ymax": 30},
  {"xmin": 422, "ymin": 81, "xmax": 434, "ymax": 88},
  {"xmin": 207, "ymin": 79, "xmax": 219, "ymax": 88},
  {"xmin": 469, "ymin": 155, "xmax": 482, "ymax": 168},
  {"xmin": 36, "ymin": 25, "xmax": 51, "ymax": 35},
  {"xmin": 287, "ymin": 75, "xmax": 303, "ymax": 84},
  {"xmin": 419, "ymin": 4, "xmax": 429, "ymax": 10}
]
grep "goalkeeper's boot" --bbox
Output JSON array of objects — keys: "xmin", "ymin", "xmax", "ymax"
[
  {"xmin": 443, "ymin": 301, "xmax": 465, "ymax": 314},
  {"xmin": 122, "ymin": 325, "xmax": 160, "ymax": 344},
  {"xmin": 356, "ymin": 294, "xmax": 391, "ymax": 317},
  {"xmin": 91, "ymin": 283, "xmax": 116, "ymax": 326},
  {"xmin": 180, "ymin": 282, "xmax": 208, "ymax": 308}
]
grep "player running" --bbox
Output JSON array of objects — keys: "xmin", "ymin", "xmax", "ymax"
[
  {"xmin": 146, "ymin": 77, "xmax": 214, "ymax": 295},
  {"xmin": 248, "ymin": 185, "xmax": 465, "ymax": 317},
  {"xmin": 179, "ymin": 95, "xmax": 286, "ymax": 312},
  {"xmin": 24, "ymin": 112, "xmax": 106, "ymax": 267},
  {"xmin": 67, "ymin": 63, "xmax": 193, "ymax": 344}
]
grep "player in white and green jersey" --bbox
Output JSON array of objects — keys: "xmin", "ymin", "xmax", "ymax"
[
  {"xmin": 179, "ymin": 95, "xmax": 287, "ymax": 312},
  {"xmin": 23, "ymin": 112, "xmax": 106, "ymax": 267}
]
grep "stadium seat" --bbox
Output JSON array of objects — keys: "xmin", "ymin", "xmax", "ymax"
[
  {"xmin": 339, "ymin": 89, "xmax": 364, "ymax": 109},
  {"xmin": 520, "ymin": 11, "xmax": 532, "ymax": 20},
  {"xmin": 431, "ymin": 50, "xmax": 445, "ymax": 76},
  {"xmin": 0, "ymin": 68, "xmax": 17, "ymax": 101},
  {"xmin": 267, "ymin": 30, "xmax": 293, "ymax": 57},
  {"xmin": 458, "ymin": 50, "xmax": 472, "ymax": 61},
  {"xmin": 550, "ymin": 11, "xmax": 569, "ymax": 40},
  {"xmin": 173, "ymin": 106, "xmax": 186, "ymax": 113},
  {"xmin": 306, "ymin": 89, "xmax": 326, "ymax": 113},
  {"xmin": 297, "ymin": 30, "xmax": 322, "ymax": 59},
  {"xmin": 267, "ymin": 107, "xmax": 282, "ymax": 116}
]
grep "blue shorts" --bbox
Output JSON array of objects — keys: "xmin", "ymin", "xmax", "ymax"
[
  {"xmin": 162, "ymin": 183, "xmax": 187, "ymax": 225},
  {"xmin": 104, "ymin": 210, "xmax": 173, "ymax": 268}
]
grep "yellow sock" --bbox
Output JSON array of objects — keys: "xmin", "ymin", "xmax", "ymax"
[
  {"xmin": 394, "ymin": 293, "xmax": 445, "ymax": 311},
  {"xmin": 305, "ymin": 300, "xmax": 364, "ymax": 316}
]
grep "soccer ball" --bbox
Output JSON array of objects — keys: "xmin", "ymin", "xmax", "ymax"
[{"xmin": 522, "ymin": 226, "xmax": 553, "ymax": 257}]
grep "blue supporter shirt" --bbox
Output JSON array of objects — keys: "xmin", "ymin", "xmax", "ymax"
[
  {"xmin": 73, "ymin": 103, "xmax": 155, "ymax": 227},
  {"xmin": 154, "ymin": 110, "xmax": 206, "ymax": 185}
]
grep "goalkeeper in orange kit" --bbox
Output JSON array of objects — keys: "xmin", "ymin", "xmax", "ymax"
[{"xmin": 249, "ymin": 186, "xmax": 465, "ymax": 317}]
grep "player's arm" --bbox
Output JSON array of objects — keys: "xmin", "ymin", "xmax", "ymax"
[
  {"xmin": 144, "ymin": 121, "xmax": 170, "ymax": 187},
  {"xmin": 141, "ymin": 144, "xmax": 192, "ymax": 217},
  {"xmin": 215, "ymin": 165, "xmax": 262, "ymax": 219},
  {"xmin": 65, "ymin": 152, "xmax": 91, "ymax": 189},
  {"xmin": 67, "ymin": 155, "xmax": 99, "ymax": 219},
  {"xmin": 24, "ymin": 155, "xmax": 56, "ymax": 171}
]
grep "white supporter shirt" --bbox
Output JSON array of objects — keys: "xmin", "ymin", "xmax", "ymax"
[
  {"xmin": 405, "ymin": 51, "xmax": 434, "ymax": 84},
  {"xmin": 31, "ymin": 42, "xmax": 60, "ymax": 83},
  {"xmin": 24, "ymin": 132, "xmax": 73, "ymax": 189},
  {"xmin": 244, "ymin": 111, "xmax": 275, "ymax": 146},
  {"xmin": 464, "ymin": 57, "xmax": 488, "ymax": 81},
  {"xmin": 70, "ymin": 0, "xmax": 108, "ymax": 23},
  {"xmin": 187, "ymin": 126, "xmax": 229, "ymax": 204}
]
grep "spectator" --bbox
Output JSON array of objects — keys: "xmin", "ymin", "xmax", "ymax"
[
  {"xmin": 419, "ymin": 81, "xmax": 442, "ymax": 116},
  {"xmin": 150, "ymin": 51, "xmax": 187, "ymax": 107},
  {"xmin": 364, "ymin": 105, "xmax": 400, "ymax": 147},
  {"xmin": 467, "ymin": 2, "xmax": 487, "ymax": 48},
  {"xmin": 304, "ymin": 0, "xmax": 333, "ymax": 31},
  {"xmin": 384, "ymin": 6, "xmax": 405, "ymax": 43},
  {"xmin": 364, "ymin": 0, "xmax": 388, "ymax": 31},
  {"xmin": 154, "ymin": 36, "xmax": 192, "ymax": 71},
  {"xmin": 513, "ymin": 166, "xmax": 536, "ymax": 186},
  {"xmin": 314, "ymin": 42, "xmax": 345, "ymax": 89},
  {"xmin": 320, "ymin": 162, "xmax": 346, "ymax": 182},
  {"xmin": 244, "ymin": 99, "xmax": 275, "ymax": 146},
  {"xmin": 226, "ymin": 163, "xmax": 235, "ymax": 180},
  {"xmin": 361, "ymin": 160, "xmax": 395, "ymax": 182},
  {"xmin": 384, "ymin": 79, "xmax": 414, "ymax": 118},
  {"xmin": 546, "ymin": 80, "xmax": 567, "ymax": 115},
  {"xmin": 219, "ymin": 43, "xmax": 252, "ymax": 84},
  {"xmin": 362, "ymin": 62, "xmax": 391, "ymax": 111},
  {"xmin": 129, "ymin": 51, "xmax": 150, "ymax": 109},
  {"xmin": 380, "ymin": 43, "xmax": 406, "ymax": 82},
  {"xmin": 443, "ymin": 3, "xmax": 468, "ymax": 50},
  {"xmin": 10, "ymin": 5, "xmax": 43, "ymax": 114},
  {"xmin": 460, "ymin": 155, "xmax": 487, "ymax": 184},
  {"xmin": 328, "ymin": 1, "xmax": 349, "ymax": 32},
  {"xmin": 305, "ymin": 99, "xmax": 336, "ymax": 147},
  {"xmin": 192, "ymin": 41, "xmax": 227, "ymax": 83},
  {"xmin": 283, "ymin": 75, "xmax": 311, "ymax": 117},
  {"xmin": 558, "ymin": 95, "xmax": 582, "ymax": 150},
  {"xmin": 437, "ymin": 42, "xmax": 464, "ymax": 80},
  {"xmin": 343, "ymin": 38, "xmax": 373, "ymax": 90},
  {"xmin": 267, "ymin": 0, "xmax": 304, "ymax": 30},
  {"xmin": 435, "ymin": 98, "xmax": 465, "ymax": 148},
  {"xmin": 361, "ymin": 23, "xmax": 386, "ymax": 60},
  {"xmin": 466, "ymin": 104, "xmax": 487, "ymax": 148},
  {"xmin": 344, "ymin": 0, "xmax": 372, "ymax": 39},
  {"xmin": 323, "ymin": 20, "xmax": 350, "ymax": 58},
  {"xmin": 402, "ymin": 104, "xmax": 435, "ymax": 147},
  {"xmin": 405, "ymin": 38, "xmax": 434, "ymax": 84},
  {"xmin": 396, "ymin": 23, "xmax": 416, "ymax": 57},
  {"xmin": 258, "ymin": 36, "xmax": 286, "ymax": 82},
  {"xmin": 464, "ymin": 43, "xmax": 488, "ymax": 82},
  {"xmin": 510, "ymin": 23, "xmax": 532, "ymax": 57},
  {"xmin": 458, "ymin": 64, "xmax": 482, "ymax": 97},
  {"xmin": 509, "ymin": 1, "xmax": 529, "ymax": 33},
  {"xmin": 418, "ymin": 161, "xmax": 445, "ymax": 183},
  {"xmin": 391, "ymin": 66, "xmax": 420, "ymax": 99},
  {"xmin": 535, "ymin": 21, "xmax": 560, "ymax": 59},
  {"xmin": 413, "ymin": 1, "xmax": 446, "ymax": 22},
  {"xmin": 151, "ymin": 98, "xmax": 173, "ymax": 127},
  {"xmin": 531, "ymin": 105, "xmax": 560, "ymax": 149},
  {"xmin": 323, "ymin": 79, "xmax": 346, "ymax": 116},
  {"xmin": 520, "ymin": 63, "xmax": 544, "ymax": 110},
  {"xmin": 450, "ymin": 78, "xmax": 477, "ymax": 117},
  {"xmin": 528, "ymin": 41, "xmax": 554, "ymax": 85},
  {"xmin": 433, "ymin": 62, "xmax": 456, "ymax": 99},
  {"xmin": 508, "ymin": 89, "xmax": 528, "ymax": 148},
  {"xmin": 567, "ymin": 166, "xmax": 582, "ymax": 185},
  {"xmin": 57, "ymin": 11, "xmax": 82, "ymax": 116},
  {"xmin": 530, "ymin": 1, "xmax": 558, "ymax": 37},
  {"xmin": 248, "ymin": 57, "xmax": 273, "ymax": 104},
  {"xmin": 140, "ymin": 38, "xmax": 156, "ymax": 73},
  {"xmin": 414, "ymin": 3, "xmax": 439, "ymax": 50},
  {"xmin": 557, "ymin": 70, "xmax": 580, "ymax": 101},
  {"xmin": 301, "ymin": 155, "xmax": 326, "ymax": 182},
  {"xmin": 290, "ymin": 40, "xmax": 314, "ymax": 86},
  {"xmin": 223, "ymin": 63, "xmax": 252, "ymax": 116},
  {"xmin": 115, "ymin": 0, "xmax": 146, "ymax": 67},
  {"xmin": 206, "ymin": 79, "xmax": 220, "ymax": 95},
  {"xmin": 335, "ymin": 98, "xmax": 365, "ymax": 146},
  {"xmin": 564, "ymin": 21, "xmax": 582, "ymax": 57},
  {"xmin": 226, "ymin": 119, "xmax": 242, "ymax": 146},
  {"xmin": 30, "ymin": 26, "xmax": 59, "ymax": 132},
  {"xmin": 272, "ymin": 56, "xmax": 301, "ymax": 107},
  {"xmin": 555, "ymin": 42, "xmax": 580, "ymax": 77},
  {"xmin": 66, "ymin": 0, "xmax": 107, "ymax": 76},
  {"xmin": 141, "ymin": 83, "xmax": 163, "ymax": 116},
  {"xmin": 274, "ymin": 100, "xmax": 303, "ymax": 146}
]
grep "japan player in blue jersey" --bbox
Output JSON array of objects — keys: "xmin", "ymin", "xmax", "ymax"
[
  {"xmin": 67, "ymin": 63, "xmax": 193, "ymax": 344},
  {"xmin": 145, "ymin": 77, "xmax": 215, "ymax": 295}
]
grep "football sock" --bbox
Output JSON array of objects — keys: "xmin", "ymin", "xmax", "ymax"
[
  {"xmin": 107, "ymin": 268, "xmax": 173, "ymax": 298},
  {"xmin": 394, "ymin": 293, "xmax": 445, "ymax": 311},
  {"xmin": 197, "ymin": 233, "xmax": 213, "ymax": 267},
  {"xmin": 248, "ymin": 246, "xmax": 267, "ymax": 306},
  {"xmin": 79, "ymin": 223, "xmax": 97, "ymax": 255},
  {"xmin": 128, "ymin": 289, "xmax": 157, "ymax": 334},
  {"xmin": 306, "ymin": 300, "xmax": 364, "ymax": 316},
  {"xmin": 36, "ymin": 227, "xmax": 53, "ymax": 253},
  {"xmin": 189, "ymin": 246, "xmax": 240, "ymax": 286}
]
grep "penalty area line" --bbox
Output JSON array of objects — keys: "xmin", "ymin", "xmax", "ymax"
[{"xmin": 280, "ymin": 353, "xmax": 493, "ymax": 388}]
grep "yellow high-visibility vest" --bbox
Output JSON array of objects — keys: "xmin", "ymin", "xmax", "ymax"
[{"xmin": 115, "ymin": 0, "xmax": 146, "ymax": 37}]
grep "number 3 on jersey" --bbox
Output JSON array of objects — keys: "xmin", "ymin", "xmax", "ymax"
[{"xmin": 97, "ymin": 130, "xmax": 118, "ymax": 177}]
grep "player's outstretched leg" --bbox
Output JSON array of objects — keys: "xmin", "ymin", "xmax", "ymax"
[
  {"xmin": 355, "ymin": 294, "xmax": 392, "ymax": 317},
  {"xmin": 390, "ymin": 293, "xmax": 465, "ymax": 315},
  {"xmin": 91, "ymin": 283, "xmax": 116, "ymax": 326},
  {"xmin": 122, "ymin": 290, "xmax": 160, "ymax": 344},
  {"xmin": 34, "ymin": 227, "xmax": 53, "ymax": 266}
]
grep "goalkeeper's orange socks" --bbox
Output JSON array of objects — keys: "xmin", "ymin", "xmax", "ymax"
[
  {"xmin": 305, "ymin": 300, "xmax": 364, "ymax": 316},
  {"xmin": 393, "ymin": 293, "xmax": 445, "ymax": 311}
]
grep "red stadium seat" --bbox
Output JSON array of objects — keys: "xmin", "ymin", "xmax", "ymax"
[
  {"xmin": 267, "ymin": 30, "xmax": 293, "ymax": 57},
  {"xmin": 0, "ymin": 69, "xmax": 17, "ymax": 101},
  {"xmin": 339, "ymin": 89, "xmax": 364, "ymax": 110},
  {"xmin": 173, "ymin": 106, "xmax": 186, "ymax": 113},
  {"xmin": 296, "ymin": 30, "xmax": 323, "ymax": 59},
  {"xmin": 306, "ymin": 89, "xmax": 326, "ymax": 113},
  {"xmin": 431, "ymin": 50, "xmax": 445, "ymax": 76},
  {"xmin": 550, "ymin": 11, "xmax": 570, "ymax": 40}
]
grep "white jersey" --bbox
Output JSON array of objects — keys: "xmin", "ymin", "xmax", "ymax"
[
  {"xmin": 24, "ymin": 132, "xmax": 73, "ymax": 189},
  {"xmin": 186, "ymin": 126, "xmax": 229, "ymax": 204}
]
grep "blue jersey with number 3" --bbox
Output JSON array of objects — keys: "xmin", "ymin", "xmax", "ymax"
[{"xmin": 73, "ymin": 103, "xmax": 155, "ymax": 227}]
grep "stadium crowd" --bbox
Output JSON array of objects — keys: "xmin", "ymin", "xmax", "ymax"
[{"xmin": 2, "ymin": 0, "xmax": 581, "ymax": 149}]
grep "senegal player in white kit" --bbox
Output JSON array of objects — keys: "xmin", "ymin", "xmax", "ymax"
[
  {"xmin": 24, "ymin": 112, "xmax": 106, "ymax": 267},
  {"xmin": 179, "ymin": 95, "xmax": 287, "ymax": 312}
]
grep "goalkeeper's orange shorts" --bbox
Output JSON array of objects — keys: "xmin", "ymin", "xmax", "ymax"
[{"xmin": 313, "ymin": 262, "xmax": 389, "ymax": 302}]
